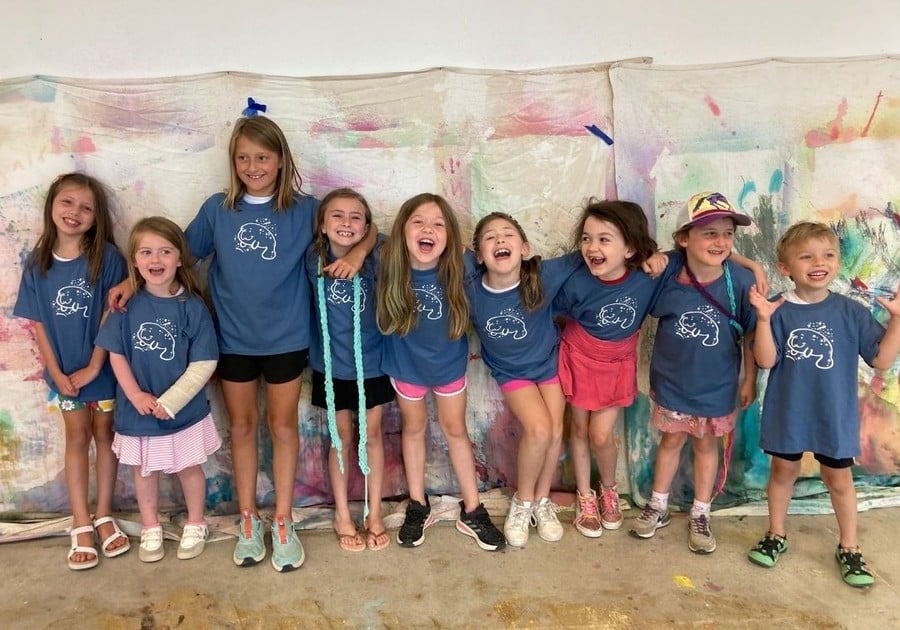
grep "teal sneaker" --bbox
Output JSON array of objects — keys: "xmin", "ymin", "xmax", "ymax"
[
  {"xmin": 748, "ymin": 532, "xmax": 788, "ymax": 568},
  {"xmin": 271, "ymin": 516, "xmax": 305, "ymax": 572},
  {"xmin": 836, "ymin": 546, "xmax": 875, "ymax": 588},
  {"xmin": 233, "ymin": 511, "xmax": 266, "ymax": 567}
]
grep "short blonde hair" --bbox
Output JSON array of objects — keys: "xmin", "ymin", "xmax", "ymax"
[{"xmin": 776, "ymin": 221, "xmax": 839, "ymax": 263}]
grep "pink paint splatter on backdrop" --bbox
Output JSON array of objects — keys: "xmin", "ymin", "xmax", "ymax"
[{"xmin": 704, "ymin": 95, "xmax": 721, "ymax": 116}]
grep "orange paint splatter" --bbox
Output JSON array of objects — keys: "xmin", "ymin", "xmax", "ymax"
[{"xmin": 72, "ymin": 136, "xmax": 96, "ymax": 153}]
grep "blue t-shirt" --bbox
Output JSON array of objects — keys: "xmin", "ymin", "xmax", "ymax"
[
  {"xmin": 554, "ymin": 253, "xmax": 681, "ymax": 341},
  {"xmin": 305, "ymin": 235, "xmax": 385, "ymax": 380},
  {"xmin": 466, "ymin": 251, "xmax": 581, "ymax": 384},
  {"xmin": 759, "ymin": 292, "xmax": 885, "ymax": 459},
  {"xmin": 185, "ymin": 192, "xmax": 317, "ymax": 355},
  {"xmin": 649, "ymin": 260, "xmax": 756, "ymax": 417},
  {"xmin": 96, "ymin": 290, "xmax": 219, "ymax": 437},
  {"xmin": 380, "ymin": 267, "xmax": 468, "ymax": 387},
  {"xmin": 13, "ymin": 243, "xmax": 126, "ymax": 401}
]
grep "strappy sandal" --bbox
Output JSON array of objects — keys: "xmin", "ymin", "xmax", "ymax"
[
  {"xmin": 93, "ymin": 515, "xmax": 131, "ymax": 558},
  {"xmin": 68, "ymin": 524, "xmax": 99, "ymax": 571}
]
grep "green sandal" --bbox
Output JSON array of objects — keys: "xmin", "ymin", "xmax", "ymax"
[
  {"xmin": 748, "ymin": 532, "xmax": 788, "ymax": 568},
  {"xmin": 835, "ymin": 546, "xmax": 875, "ymax": 588}
]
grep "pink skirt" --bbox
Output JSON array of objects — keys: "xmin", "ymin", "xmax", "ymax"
[
  {"xmin": 113, "ymin": 413, "xmax": 222, "ymax": 477},
  {"xmin": 651, "ymin": 402, "xmax": 737, "ymax": 438},
  {"xmin": 558, "ymin": 321, "xmax": 639, "ymax": 411}
]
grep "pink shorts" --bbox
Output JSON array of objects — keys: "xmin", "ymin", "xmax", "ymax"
[
  {"xmin": 500, "ymin": 376, "xmax": 560, "ymax": 394},
  {"xmin": 390, "ymin": 376, "xmax": 467, "ymax": 401},
  {"xmin": 651, "ymin": 402, "xmax": 737, "ymax": 439},
  {"xmin": 558, "ymin": 321, "xmax": 639, "ymax": 411}
]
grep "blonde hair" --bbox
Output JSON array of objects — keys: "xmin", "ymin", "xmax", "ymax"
[
  {"xmin": 776, "ymin": 221, "xmax": 839, "ymax": 263},
  {"xmin": 127, "ymin": 216, "xmax": 198, "ymax": 296},
  {"xmin": 225, "ymin": 117, "xmax": 302, "ymax": 211},
  {"xmin": 377, "ymin": 193, "xmax": 469, "ymax": 338}
]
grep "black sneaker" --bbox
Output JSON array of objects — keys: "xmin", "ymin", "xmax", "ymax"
[
  {"xmin": 397, "ymin": 497, "xmax": 434, "ymax": 548},
  {"xmin": 456, "ymin": 501, "xmax": 506, "ymax": 551}
]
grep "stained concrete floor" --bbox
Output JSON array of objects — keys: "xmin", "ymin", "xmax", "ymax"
[{"xmin": 0, "ymin": 506, "xmax": 897, "ymax": 629}]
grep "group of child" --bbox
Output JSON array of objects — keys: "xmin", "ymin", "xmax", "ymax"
[{"xmin": 14, "ymin": 114, "xmax": 900, "ymax": 589}]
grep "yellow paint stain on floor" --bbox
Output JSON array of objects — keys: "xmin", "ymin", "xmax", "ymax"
[{"xmin": 673, "ymin": 574, "xmax": 695, "ymax": 589}]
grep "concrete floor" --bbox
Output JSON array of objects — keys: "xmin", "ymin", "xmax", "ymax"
[{"xmin": 0, "ymin": 506, "xmax": 896, "ymax": 629}]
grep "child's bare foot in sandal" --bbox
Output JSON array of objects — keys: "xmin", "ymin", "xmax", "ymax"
[
  {"xmin": 94, "ymin": 515, "xmax": 130, "ymax": 558},
  {"xmin": 68, "ymin": 523, "xmax": 98, "ymax": 570},
  {"xmin": 365, "ymin": 516, "xmax": 390, "ymax": 551},
  {"xmin": 334, "ymin": 515, "xmax": 365, "ymax": 552}
]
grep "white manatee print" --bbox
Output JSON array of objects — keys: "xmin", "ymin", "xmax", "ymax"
[
  {"xmin": 785, "ymin": 328, "xmax": 835, "ymax": 369},
  {"xmin": 54, "ymin": 285, "xmax": 92, "ymax": 318},
  {"xmin": 328, "ymin": 279, "xmax": 367, "ymax": 313},
  {"xmin": 485, "ymin": 314, "xmax": 527, "ymax": 340},
  {"xmin": 414, "ymin": 288, "xmax": 443, "ymax": 320},
  {"xmin": 134, "ymin": 322, "xmax": 177, "ymax": 361},
  {"xmin": 235, "ymin": 222, "xmax": 277, "ymax": 260},
  {"xmin": 597, "ymin": 302, "xmax": 637, "ymax": 329},
  {"xmin": 676, "ymin": 311, "xmax": 720, "ymax": 347}
]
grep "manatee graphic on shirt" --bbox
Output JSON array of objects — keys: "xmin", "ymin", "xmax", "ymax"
[
  {"xmin": 675, "ymin": 304, "xmax": 720, "ymax": 347},
  {"xmin": 234, "ymin": 218, "xmax": 277, "ymax": 260},
  {"xmin": 133, "ymin": 318, "xmax": 177, "ymax": 361},
  {"xmin": 328, "ymin": 277, "xmax": 368, "ymax": 313},
  {"xmin": 485, "ymin": 306, "xmax": 527, "ymax": 340},
  {"xmin": 785, "ymin": 320, "xmax": 835, "ymax": 369},
  {"xmin": 53, "ymin": 278, "xmax": 92, "ymax": 318},
  {"xmin": 597, "ymin": 295, "xmax": 638, "ymax": 330},
  {"xmin": 414, "ymin": 283, "xmax": 444, "ymax": 320}
]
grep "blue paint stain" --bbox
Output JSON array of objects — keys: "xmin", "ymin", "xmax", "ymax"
[
  {"xmin": 242, "ymin": 97, "xmax": 267, "ymax": 117},
  {"xmin": 737, "ymin": 181, "xmax": 757, "ymax": 209},
  {"xmin": 585, "ymin": 124, "xmax": 614, "ymax": 145},
  {"xmin": 769, "ymin": 169, "xmax": 784, "ymax": 194}
]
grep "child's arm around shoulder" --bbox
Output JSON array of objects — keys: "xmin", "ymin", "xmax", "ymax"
[
  {"xmin": 748, "ymin": 284, "xmax": 784, "ymax": 368},
  {"xmin": 872, "ymin": 291, "xmax": 900, "ymax": 370},
  {"xmin": 730, "ymin": 252, "xmax": 769, "ymax": 297},
  {"xmin": 324, "ymin": 222, "xmax": 379, "ymax": 279}
]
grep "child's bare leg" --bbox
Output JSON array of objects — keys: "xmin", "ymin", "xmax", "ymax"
[
  {"xmin": 133, "ymin": 469, "xmax": 161, "ymax": 527},
  {"xmin": 504, "ymin": 384, "xmax": 554, "ymax": 501},
  {"xmin": 589, "ymin": 407, "xmax": 620, "ymax": 486},
  {"xmin": 650, "ymin": 431, "xmax": 687, "ymax": 495},
  {"xmin": 821, "ymin": 465, "xmax": 858, "ymax": 548},
  {"xmin": 62, "ymin": 408, "xmax": 94, "ymax": 563},
  {"xmin": 91, "ymin": 408, "xmax": 126, "ymax": 551},
  {"xmin": 221, "ymin": 379, "xmax": 261, "ymax": 515},
  {"xmin": 328, "ymin": 409, "xmax": 357, "ymax": 536},
  {"xmin": 534, "ymin": 382, "xmax": 565, "ymax": 499},
  {"xmin": 766, "ymin": 456, "xmax": 801, "ymax": 537},
  {"xmin": 435, "ymin": 390, "xmax": 480, "ymax": 512},
  {"xmin": 176, "ymin": 465, "xmax": 208, "ymax": 524},
  {"xmin": 364, "ymin": 405, "xmax": 386, "ymax": 531},
  {"xmin": 569, "ymin": 406, "xmax": 592, "ymax": 495},
  {"xmin": 397, "ymin": 396, "xmax": 428, "ymax": 504},
  {"xmin": 266, "ymin": 377, "xmax": 302, "ymax": 519},
  {"xmin": 691, "ymin": 433, "xmax": 719, "ymax": 504}
]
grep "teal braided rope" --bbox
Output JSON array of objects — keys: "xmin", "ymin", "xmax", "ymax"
[
  {"xmin": 352, "ymin": 275, "xmax": 370, "ymax": 520},
  {"xmin": 723, "ymin": 263, "xmax": 744, "ymax": 337},
  {"xmin": 317, "ymin": 267, "xmax": 344, "ymax": 474}
]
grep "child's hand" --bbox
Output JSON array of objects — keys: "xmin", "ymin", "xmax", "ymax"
[
  {"xmin": 876, "ymin": 289, "xmax": 900, "ymax": 318},
  {"xmin": 642, "ymin": 252, "xmax": 668, "ymax": 278},
  {"xmin": 69, "ymin": 365, "xmax": 100, "ymax": 390},
  {"xmin": 129, "ymin": 391, "xmax": 158, "ymax": 415},
  {"xmin": 52, "ymin": 372, "xmax": 78, "ymax": 398},
  {"xmin": 107, "ymin": 280, "xmax": 133, "ymax": 313},
  {"xmin": 739, "ymin": 376, "xmax": 757, "ymax": 409},
  {"xmin": 152, "ymin": 403, "xmax": 172, "ymax": 420},
  {"xmin": 749, "ymin": 284, "xmax": 783, "ymax": 322}
]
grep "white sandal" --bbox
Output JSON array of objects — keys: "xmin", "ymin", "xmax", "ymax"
[
  {"xmin": 93, "ymin": 515, "xmax": 131, "ymax": 558},
  {"xmin": 67, "ymin": 524, "xmax": 99, "ymax": 571}
]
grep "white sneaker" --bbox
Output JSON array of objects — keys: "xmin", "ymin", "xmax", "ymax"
[
  {"xmin": 177, "ymin": 523, "xmax": 209, "ymax": 560},
  {"xmin": 503, "ymin": 495, "xmax": 533, "ymax": 548},
  {"xmin": 139, "ymin": 525, "xmax": 165, "ymax": 563},
  {"xmin": 533, "ymin": 497, "xmax": 564, "ymax": 542}
]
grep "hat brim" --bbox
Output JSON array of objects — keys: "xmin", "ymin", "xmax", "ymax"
[{"xmin": 686, "ymin": 211, "xmax": 752, "ymax": 228}]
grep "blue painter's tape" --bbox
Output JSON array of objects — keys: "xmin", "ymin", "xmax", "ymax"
[
  {"xmin": 585, "ymin": 124, "xmax": 614, "ymax": 145},
  {"xmin": 242, "ymin": 97, "xmax": 267, "ymax": 117}
]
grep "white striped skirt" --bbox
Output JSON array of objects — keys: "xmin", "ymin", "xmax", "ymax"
[{"xmin": 112, "ymin": 413, "xmax": 222, "ymax": 477}]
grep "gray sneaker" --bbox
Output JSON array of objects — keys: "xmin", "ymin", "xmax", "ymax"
[
  {"xmin": 629, "ymin": 501, "xmax": 671, "ymax": 539},
  {"xmin": 532, "ymin": 497, "xmax": 563, "ymax": 542},
  {"xmin": 503, "ymin": 495, "xmax": 533, "ymax": 548},
  {"xmin": 688, "ymin": 512, "xmax": 717, "ymax": 554}
]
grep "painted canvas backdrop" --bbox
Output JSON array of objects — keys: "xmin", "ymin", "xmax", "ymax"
[
  {"xmin": 0, "ymin": 65, "xmax": 618, "ymax": 514},
  {"xmin": 612, "ymin": 57, "xmax": 900, "ymax": 509}
]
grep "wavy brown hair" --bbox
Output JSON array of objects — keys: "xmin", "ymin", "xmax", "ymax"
[
  {"xmin": 473, "ymin": 212, "xmax": 544, "ymax": 312},
  {"xmin": 28, "ymin": 172, "xmax": 117, "ymax": 284},
  {"xmin": 312, "ymin": 188, "xmax": 372, "ymax": 272},
  {"xmin": 127, "ymin": 216, "xmax": 198, "ymax": 297},
  {"xmin": 574, "ymin": 199, "xmax": 657, "ymax": 269},
  {"xmin": 377, "ymin": 193, "xmax": 468, "ymax": 338}
]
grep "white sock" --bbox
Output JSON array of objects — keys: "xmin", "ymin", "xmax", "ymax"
[
  {"xmin": 651, "ymin": 491, "xmax": 669, "ymax": 509},
  {"xmin": 692, "ymin": 500, "xmax": 711, "ymax": 517}
]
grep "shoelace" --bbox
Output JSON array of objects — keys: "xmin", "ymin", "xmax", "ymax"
[
  {"xmin": 508, "ymin": 502, "xmax": 532, "ymax": 529},
  {"xmin": 600, "ymin": 489, "xmax": 620, "ymax": 515},
  {"xmin": 839, "ymin": 549, "xmax": 871, "ymax": 575},
  {"xmin": 533, "ymin": 500, "xmax": 559, "ymax": 525},
  {"xmin": 755, "ymin": 534, "xmax": 785, "ymax": 559},
  {"xmin": 578, "ymin": 493, "xmax": 600, "ymax": 518},
  {"xmin": 690, "ymin": 514, "xmax": 711, "ymax": 536},
  {"xmin": 639, "ymin": 503, "xmax": 661, "ymax": 521}
]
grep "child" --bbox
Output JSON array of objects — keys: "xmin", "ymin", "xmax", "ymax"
[
  {"xmin": 377, "ymin": 193, "xmax": 505, "ymax": 551},
  {"xmin": 14, "ymin": 172, "xmax": 130, "ymax": 570},
  {"xmin": 110, "ymin": 116, "xmax": 373, "ymax": 571},
  {"xmin": 630, "ymin": 191, "xmax": 758, "ymax": 554},
  {"xmin": 554, "ymin": 200, "xmax": 670, "ymax": 538},
  {"xmin": 307, "ymin": 188, "xmax": 393, "ymax": 552},
  {"xmin": 748, "ymin": 221, "xmax": 900, "ymax": 587},
  {"xmin": 97, "ymin": 217, "xmax": 221, "ymax": 563},
  {"xmin": 466, "ymin": 212, "xmax": 582, "ymax": 547}
]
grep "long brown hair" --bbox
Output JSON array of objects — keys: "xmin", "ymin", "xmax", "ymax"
[
  {"xmin": 29, "ymin": 172, "xmax": 117, "ymax": 284},
  {"xmin": 312, "ymin": 188, "xmax": 373, "ymax": 271},
  {"xmin": 377, "ymin": 193, "xmax": 469, "ymax": 338},
  {"xmin": 473, "ymin": 212, "xmax": 544, "ymax": 312},
  {"xmin": 225, "ymin": 116, "xmax": 303, "ymax": 211},
  {"xmin": 573, "ymin": 199, "xmax": 657, "ymax": 269},
  {"xmin": 127, "ymin": 216, "xmax": 198, "ymax": 296}
]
